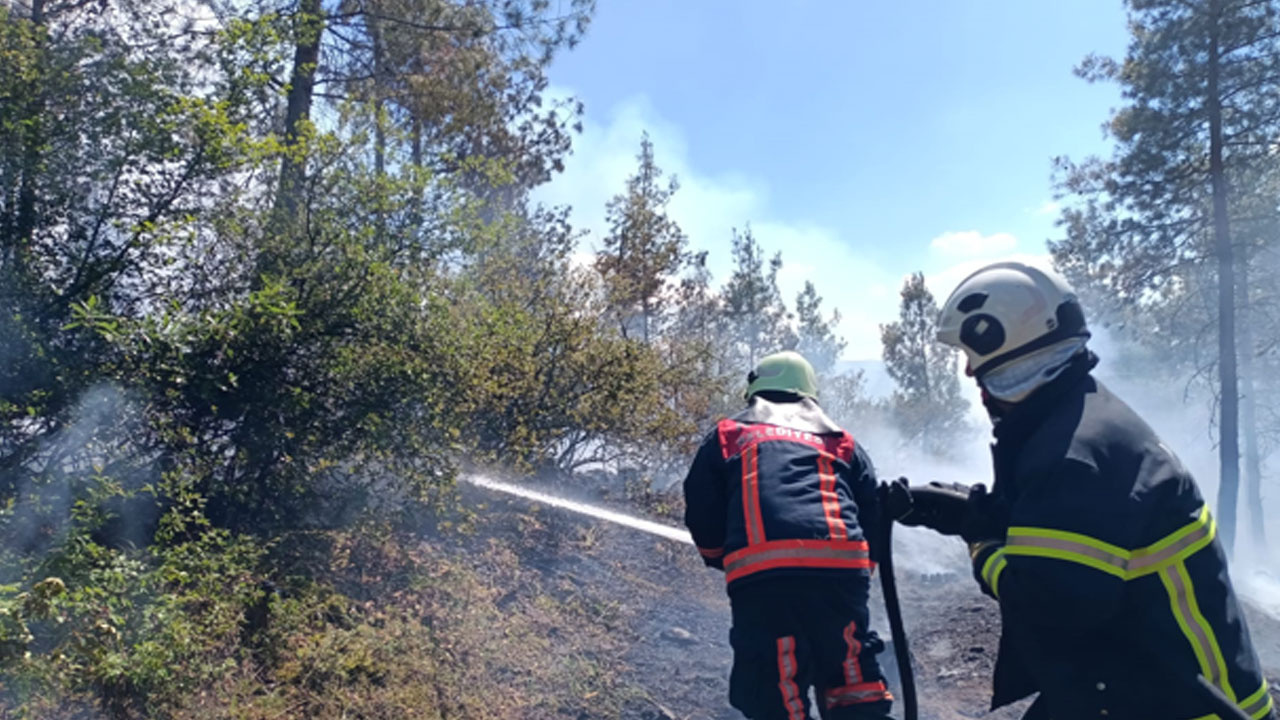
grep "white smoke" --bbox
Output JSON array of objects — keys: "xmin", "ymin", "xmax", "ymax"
[{"xmin": 6, "ymin": 383, "xmax": 140, "ymax": 554}]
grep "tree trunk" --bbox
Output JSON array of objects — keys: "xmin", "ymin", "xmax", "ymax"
[
  {"xmin": 407, "ymin": 119, "xmax": 423, "ymax": 235},
  {"xmin": 1238, "ymin": 240, "xmax": 1266, "ymax": 550},
  {"xmin": 368, "ymin": 7, "xmax": 389, "ymax": 244},
  {"xmin": 368, "ymin": 7, "xmax": 387, "ymax": 179},
  {"xmin": 411, "ymin": 120, "xmax": 423, "ymax": 168},
  {"xmin": 274, "ymin": 0, "xmax": 324, "ymax": 225},
  {"xmin": 12, "ymin": 0, "xmax": 46, "ymax": 262},
  {"xmin": 1208, "ymin": 0, "xmax": 1241, "ymax": 556},
  {"xmin": 642, "ymin": 296, "xmax": 651, "ymax": 344}
]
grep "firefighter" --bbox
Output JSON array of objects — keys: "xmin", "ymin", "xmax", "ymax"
[
  {"xmin": 898, "ymin": 260, "xmax": 1274, "ymax": 720},
  {"xmin": 683, "ymin": 350, "xmax": 894, "ymax": 720}
]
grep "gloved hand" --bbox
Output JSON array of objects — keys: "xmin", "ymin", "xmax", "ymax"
[
  {"xmin": 878, "ymin": 477, "xmax": 915, "ymax": 523},
  {"xmin": 881, "ymin": 478, "xmax": 1009, "ymax": 543},
  {"xmin": 960, "ymin": 483, "xmax": 1009, "ymax": 544},
  {"xmin": 883, "ymin": 479, "xmax": 970, "ymax": 535}
]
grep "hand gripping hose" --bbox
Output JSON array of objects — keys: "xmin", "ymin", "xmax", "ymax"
[{"xmin": 877, "ymin": 516, "xmax": 918, "ymax": 720}]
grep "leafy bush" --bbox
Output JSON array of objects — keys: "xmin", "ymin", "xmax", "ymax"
[{"xmin": 0, "ymin": 502, "xmax": 264, "ymax": 717}]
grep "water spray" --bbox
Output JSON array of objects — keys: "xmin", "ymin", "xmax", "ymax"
[{"xmin": 464, "ymin": 475, "xmax": 694, "ymax": 545}]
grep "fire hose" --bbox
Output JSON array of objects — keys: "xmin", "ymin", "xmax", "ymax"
[{"xmin": 876, "ymin": 510, "xmax": 919, "ymax": 720}]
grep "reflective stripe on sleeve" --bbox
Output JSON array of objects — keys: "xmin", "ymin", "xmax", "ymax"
[
  {"xmin": 1128, "ymin": 505, "xmax": 1215, "ymax": 577},
  {"xmin": 981, "ymin": 546, "xmax": 1009, "ymax": 599},
  {"xmin": 1003, "ymin": 526, "xmax": 1131, "ymax": 579},
  {"xmin": 1185, "ymin": 682, "xmax": 1274, "ymax": 720},
  {"xmin": 1241, "ymin": 681, "xmax": 1274, "ymax": 720},
  {"xmin": 1159, "ymin": 561, "xmax": 1236, "ymax": 702}
]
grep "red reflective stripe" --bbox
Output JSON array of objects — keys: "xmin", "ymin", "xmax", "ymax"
[
  {"xmin": 750, "ymin": 445, "xmax": 765, "ymax": 543},
  {"xmin": 724, "ymin": 539, "xmax": 872, "ymax": 581},
  {"xmin": 842, "ymin": 620, "xmax": 863, "ymax": 685},
  {"xmin": 776, "ymin": 636, "xmax": 805, "ymax": 720},
  {"xmin": 740, "ymin": 443, "xmax": 752, "ymax": 543},
  {"xmin": 824, "ymin": 681, "xmax": 892, "ymax": 708},
  {"xmin": 727, "ymin": 548, "xmax": 875, "ymax": 584},
  {"xmin": 697, "ymin": 546, "xmax": 725, "ymax": 559},
  {"xmin": 728, "ymin": 538, "xmax": 869, "ymax": 559},
  {"xmin": 818, "ymin": 453, "xmax": 847, "ymax": 540},
  {"xmin": 741, "ymin": 444, "xmax": 765, "ymax": 545}
]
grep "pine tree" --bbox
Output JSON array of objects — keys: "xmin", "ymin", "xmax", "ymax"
[
  {"xmin": 595, "ymin": 133, "xmax": 687, "ymax": 343},
  {"xmin": 720, "ymin": 226, "xmax": 796, "ymax": 370},
  {"xmin": 659, "ymin": 250, "xmax": 740, "ymax": 453},
  {"xmin": 880, "ymin": 273, "xmax": 968, "ymax": 456},
  {"xmin": 821, "ymin": 369, "xmax": 872, "ymax": 430},
  {"xmin": 263, "ymin": 0, "xmax": 595, "ymax": 257},
  {"xmin": 794, "ymin": 281, "xmax": 847, "ymax": 378},
  {"xmin": 1053, "ymin": 0, "xmax": 1280, "ymax": 553}
]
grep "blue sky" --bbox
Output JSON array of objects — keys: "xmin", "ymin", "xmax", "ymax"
[{"xmin": 536, "ymin": 1, "xmax": 1131, "ymax": 360}]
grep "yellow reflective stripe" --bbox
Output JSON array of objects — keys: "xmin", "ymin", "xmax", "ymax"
[
  {"xmin": 1253, "ymin": 694, "xmax": 1274, "ymax": 720},
  {"xmin": 1005, "ymin": 504, "xmax": 1214, "ymax": 581},
  {"xmin": 1241, "ymin": 681, "xmax": 1269, "ymax": 708},
  {"xmin": 1007, "ymin": 525, "xmax": 1131, "ymax": 560},
  {"xmin": 1179, "ymin": 562, "xmax": 1236, "ymax": 701},
  {"xmin": 1160, "ymin": 565, "xmax": 1216, "ymax": 695},
  {"xmin": 1159, "ymin": 560, "xmax": 1238, "ymax": 706},
  {"xmin": 1186, "ymin": 681, "xmax": 1274, "ymax": 720},
  {"xmin": 981, "ymin": 548, "xmax": 1008, "ymax": 598},
  {"xmin": 1241, "ymin": 680, "xmax": 1273, "ymax": 719},
  {"xmin": 1130, "ymin": 507, "xmax": 1216, "ymax": 579},
  {"xmin": 1003, "ymin": 542, "xmax": 1129, "ymax": 580},
  {"xmin": 1005, "ymin": 524, "xmax": 1131, "ymax": 579},
  {"xmin": 1138, "ymin": 504, "xmax": 1211, "ymax": 557}
]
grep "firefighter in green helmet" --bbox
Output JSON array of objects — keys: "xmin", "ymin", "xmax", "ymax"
[{"xmin": 683, "ymin": 350, "xmax": 895, "ymax": 719}]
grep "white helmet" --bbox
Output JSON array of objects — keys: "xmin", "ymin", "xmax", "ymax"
[{"xmin": 936, "ymin": 261, "xmax": 1090, "ymax": 382}]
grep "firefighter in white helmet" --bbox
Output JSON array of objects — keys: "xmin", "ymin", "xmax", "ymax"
[
  {"xmin": 894, "ymin": 261, "xmax": 1274, "ymax": 720},
  {"xmin": 936, "ymin": 261, "xmax": 1090, "ymax": 406}
]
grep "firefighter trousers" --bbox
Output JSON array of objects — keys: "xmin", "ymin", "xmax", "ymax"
[{"xmin": 728, "ymin": 575, "xmax": 894, "ymax": 720}]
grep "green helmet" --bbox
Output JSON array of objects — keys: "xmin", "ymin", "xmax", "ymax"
[{"xmin": 745, "ymin": 351, "xmax": 819, "ymax": 401}]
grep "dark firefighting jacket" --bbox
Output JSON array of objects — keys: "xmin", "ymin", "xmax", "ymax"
[
  {"xmin": 682, "ymin": 395, "xmax": 881, "ymax": 594},
  {"xmin": 970, "ymin": 354, "xmax": 1274, "ymax": 720}
]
